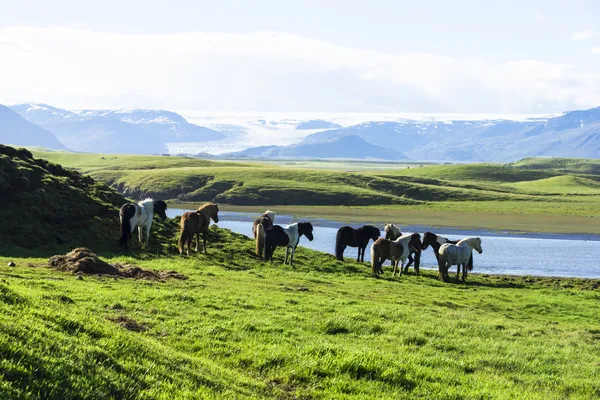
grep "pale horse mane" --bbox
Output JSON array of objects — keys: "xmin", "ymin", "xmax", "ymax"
[
  {"xmin": 138, "ymin": 198, "xmax": 156, "ymax": 213},
  {"xmin": 457, "ymin": 237, "xmax": 482, "ymax": 253},
  {"xmin": 384, "ymin": 223, "xmax": 401, "ymax": 237},
  {"xmin": 264, "ymin": 210, "xmax": 276, "ymax": 223}
]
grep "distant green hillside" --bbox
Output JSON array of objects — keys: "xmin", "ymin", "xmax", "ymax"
[{"xmin": 512, "ymin": 157, "xmax": 600, "ymax": 176}]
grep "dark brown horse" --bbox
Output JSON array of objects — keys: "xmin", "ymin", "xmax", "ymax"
[
  {"xmin": 335, "ymin": 225, "xmax": 380, "ymax": 262},
  {"xmin": 421, "ymin": 232, "xmax": 473, "ymax": 273},
  {"xmin": 264, "ymin": 222, "xmax": 314, "ymax": 265},
  {"xmin": 178, "ymin": 203, "xmax": 219, "ymax": 255},
  {"xmin": 253, "ymin": 210, "xmax": 275, "ymax": 258}
]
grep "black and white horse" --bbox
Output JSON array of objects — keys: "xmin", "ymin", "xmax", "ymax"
[
  {"xmin": 264, "ymin": 222, "xmax": 314, "ymax": 265},
  {"xmin": 119, "ymin": 198, "xmax": 168, "ymax": 248}
]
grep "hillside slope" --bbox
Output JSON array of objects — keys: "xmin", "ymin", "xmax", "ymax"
[{"xmin": 0, "ymin": 145, "xmax": 175, "ymax": 253}]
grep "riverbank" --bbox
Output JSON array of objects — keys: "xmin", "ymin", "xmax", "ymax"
[{"xmin": 171, "ymin": 203, "xmax": 600, "ymax": 235}]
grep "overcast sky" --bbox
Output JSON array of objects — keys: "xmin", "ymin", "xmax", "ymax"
[{"xmin": 0, "ymin": 0, "xmax": 599, "ymax": 113}]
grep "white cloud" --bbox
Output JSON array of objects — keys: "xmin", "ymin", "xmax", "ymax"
[
  {"xmin": 591, "ymin": 47, "xmax": 600, "ymax": 54},
  {"xmin": 533, "ymin": 12, "xmax": 544, "ymax": 20},
  {"xmin": 571, "ymin": 30, "xmax": 597, "ymax": 42},
  {"xmin": 0, "ymin": 26, "xmax": 599, "ymax": 113}
]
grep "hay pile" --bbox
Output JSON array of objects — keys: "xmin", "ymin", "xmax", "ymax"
[{"xmin": 48, "ymin": 248, "xmax": 187, "ymax": 281}]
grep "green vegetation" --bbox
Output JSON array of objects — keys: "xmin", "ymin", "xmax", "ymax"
[
  {"xmin": 2, "ymin": 226, "xmax": 600, "ymax": 399},
  {"xmin": 1, "ymin": 146, "xmax": 599, "ymax": 398},
  {"xmin": 29, "ymin": 150, "xmax": 600, "ymax": 234}
]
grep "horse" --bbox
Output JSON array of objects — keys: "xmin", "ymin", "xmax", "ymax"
[
  {"xmin": 264, "ymin": 222, "xmax": 314, "ymax": 265},
  {"xmin": 371, "ymin": 233, "xmax": 421, "ymax": 276},
  {"xmin": 384, "ymin": 224, "xmax": 421, "ymax": 274},
  {"xmin": 253, "ymin": 210, "xmax": 275, "ymax": 258},
  {"xmin": 119, "ymin": 198, "xmax": 167, "ymax": 249},
  {"xmin": 178, "ymin": 203, "xmax": 219, "ymax": 255},
  {"xmin": 438, "ymin": 237, "xmax": 483, "ymax": 282},
  {"xmin": 335, "ymin": 225, "xmax": 381, "ymax": 262},
  {"xmin": 421, "ymin": 231, "xmax": 473, "ymax": 270}
]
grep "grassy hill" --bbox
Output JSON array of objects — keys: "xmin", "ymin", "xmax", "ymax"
[{"xmin": 2, "ymin": 226, "xmax": 600, "ymax": 399}]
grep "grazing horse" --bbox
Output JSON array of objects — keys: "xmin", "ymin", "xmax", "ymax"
[
  {"xmin": 438, "ymin": 237, "xmax": 483, "ymax": 282},
  {"xmin": 421, "ymin": 231, "xmax": 473, "ymax": 270},
  {"xmin": 119, "ymin": 198, "xmax": 167, "ymax": 249},
  {"xmin": 264, "ymin": 222, "xmax": 314, "ymax": 265},
  {"xmin": 335, "ymin": 225, "xmax": 381, "ymax": 262},
  {"xmin": 371, "ymin": 233, "xmax": 421, "ymax": 276},
  {"xmin": 253, "ymin": 210, "xmax": 275, "ymax": 258},
  {"xmin": 384, "ymin": 224, "xmax": 421, "ymax": 274},
  {"xmin": 178, "ymin": 203, "xmax": 220, "ymax": 255}
]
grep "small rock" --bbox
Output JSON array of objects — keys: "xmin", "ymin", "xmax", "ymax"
[
  {"xmin": 7, "ymin": 261, "xmax": 15, "ymax": 267},
  {"xmin": 76, "ymin": 275, "xmax": 83, "ymax": 280}
]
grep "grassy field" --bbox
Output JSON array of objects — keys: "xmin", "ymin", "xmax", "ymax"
[
  {"xmin": 29, "ymin": 150, "xmax": 600, "ymax": 234},
  {"xmin": 2, "ymin": 226, "xmax": 600, "ymax": 399}
]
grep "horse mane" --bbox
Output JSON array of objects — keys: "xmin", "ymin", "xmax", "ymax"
[
  {"xmin": 196, "ymin": 203, "xmax": 218, "ymax": 213},
  {"xmin": 139, "ymin": 198, "xmax": 155, "ymax": 205},
  {"xmin": 264, "ymin": 210, "xmax": 275, "ymax": 223}
]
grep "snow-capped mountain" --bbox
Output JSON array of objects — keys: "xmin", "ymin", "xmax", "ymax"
[
  {"xmin": 5, "ymin": 103, "xmax": 600, "ymax": 161},
  {"xmin": 0, "ymin": 105, "xmax": 68, "ymax": 151},
  {"xmin": 9, "ymin": 104, "xmax": 222, "ymax": 154}
]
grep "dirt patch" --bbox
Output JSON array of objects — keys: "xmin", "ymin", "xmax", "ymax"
[
  {"xmin": 48, "ymin": 248, "xmax": 188, "ymax": 281},
  {"xmin": 108, "ymin": 315, "xmax": 147, "ymax": 332}
]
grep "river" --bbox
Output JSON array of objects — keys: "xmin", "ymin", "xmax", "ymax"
[{"xmin": 167, "ymin": 209, "xmax": 600, "ymax": 279}]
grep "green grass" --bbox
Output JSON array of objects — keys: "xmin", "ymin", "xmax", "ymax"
[
  {"xmin": 2, "ymin": 227, "xmax": 600, "ymax": 399},
  {"xmin": 28, "ymin": 150, "xmax": 600, "ymax": 234}
]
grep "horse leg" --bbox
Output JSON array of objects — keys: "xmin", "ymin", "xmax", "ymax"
[
  {"xmin": 456, "ymin": 264, "xmax": 461, "ymax": 281},
  {"xmin": 138, "ymin": 226, "xmax": 144, "ymax": 248},
  {"xmin": 356, "ymin": 246, "xmax": 361, "ymax": 263},
  {"xmin": 392, "ymin": 258, "xmax": 398, "ymax": 277},
  {"xmin": 284, "ymin": 247, "xmax": 289, "ymax": 264},
  {"xmin": 414, "ymin": 252, "xmax": 421, "ymax": 275},
  {"xmin": 404, "ymin": 255, "xmax": 413, "ymax": 274},
  {"xmin": 290, "ymin": 246, "xmax": 296, "ymax": 266},
  {"xmin": 145, "ymin": 225, "xmax": 151, "ymax": 249},
  {"xmin": 462, "ymin": 263, "xmax": 467, "ymax": 282},
  {"xmin": 194, "ymin": 233, "xmax": 199, "ymax": 252},
  {"xmin": 203, "ymin": 232, "xmax": 207, "ymax": 254}
]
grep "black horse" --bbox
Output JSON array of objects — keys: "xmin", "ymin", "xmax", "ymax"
[
  {"xmin": 335, "ymin": 225, "xmax": 381, "ymax": 262},
  {"xmin": 264, "ymin": 222, "xmax": 314, "ymax": 265}
]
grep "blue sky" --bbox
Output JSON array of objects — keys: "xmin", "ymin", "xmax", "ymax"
[{"xmin": 0, "ymin": 0, "xmax": 599, "ymax": 113}]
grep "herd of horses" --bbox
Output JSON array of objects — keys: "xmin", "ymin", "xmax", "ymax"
[{"xmin": 118, "ymin": 198, "xmax": 483, "ymax": 282}]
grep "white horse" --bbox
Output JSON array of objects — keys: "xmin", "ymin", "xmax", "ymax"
[
  {"xmin": 264, "ymin": 222, "xmax": 314, "ymax": 265},
  {"xmin": 438, "ymin": 237, "xmax": 482, "ymax": 282},
  {"xmin": 119, "ymin": 198, "xmax": 168, "ymax": 248}
]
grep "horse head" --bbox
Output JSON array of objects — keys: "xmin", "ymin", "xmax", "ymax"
[
  {"xmin": 153, "ymin": 200, "xmax": 168, "ymax": 220},
  {"xmin": 299, "ymin": 222, "xmax": 314, "ymax": 241},
  {"xmin": 409, "ymin": 233, "xmax": 422, "ymax": 252},
  {"xmin": 421, "ymin": 232, "xmax": 435, "ymax": 250},
  {"xmin": 472, "ymin": 237, "xmax": 483, "ymax": 254},
  {"xmin": 212, "ymin": 204, "xmax": 220, "ymax": 223},
  {"xmin": 370, "ymin": 226, "xmax": 381, "ymax": 241},
  {"xmin": 264, "ymin": 210, "xmax": 275, "ymax": 223}
]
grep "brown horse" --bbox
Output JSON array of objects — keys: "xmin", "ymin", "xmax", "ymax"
[
  {"xmin": 252, "ymin": 210, "xmax": 275, "ymax": 258},
  {"xmin": 371, "ymin": 233, "xmax": 421, "ymax": 276},
  {"xmin": 178, "ymin": 203, "xmax": 219, "ymax": 255}
]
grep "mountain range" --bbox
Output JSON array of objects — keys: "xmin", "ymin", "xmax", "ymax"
[
  {"xmin": 0, "ymin": 105, "xmax": 68, "ymax": 151},
  {"xmin": 1, "ymin": 102, "xmax": 599, "ymax": 161}
]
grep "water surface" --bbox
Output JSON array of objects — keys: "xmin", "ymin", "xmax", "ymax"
[{"xmin": 167, "ymin": 209, "xmax": 600, "ymax": 279}]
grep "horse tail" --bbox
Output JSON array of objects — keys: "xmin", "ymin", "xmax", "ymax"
[
  {"xmin": 370, "ymin": 244, "xmax": 377, "ymax": 273},
  {"xmin": 335, "ymin": 229, "xmax": 344, "ymax": 261},
  {"xmin": 178, "ymin": 217, "xmax": 189, "ymax": 254},
  {"xmin": 256, "ymin": 224, "xmax": 265, "ymax": 258},
  {"xmin": 119, "ymin": 205, "xmax": 134, "ymax": 247},
  {"xmin": 467, "ymin": 252, "xmax": 474, "ymax": 271}
]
